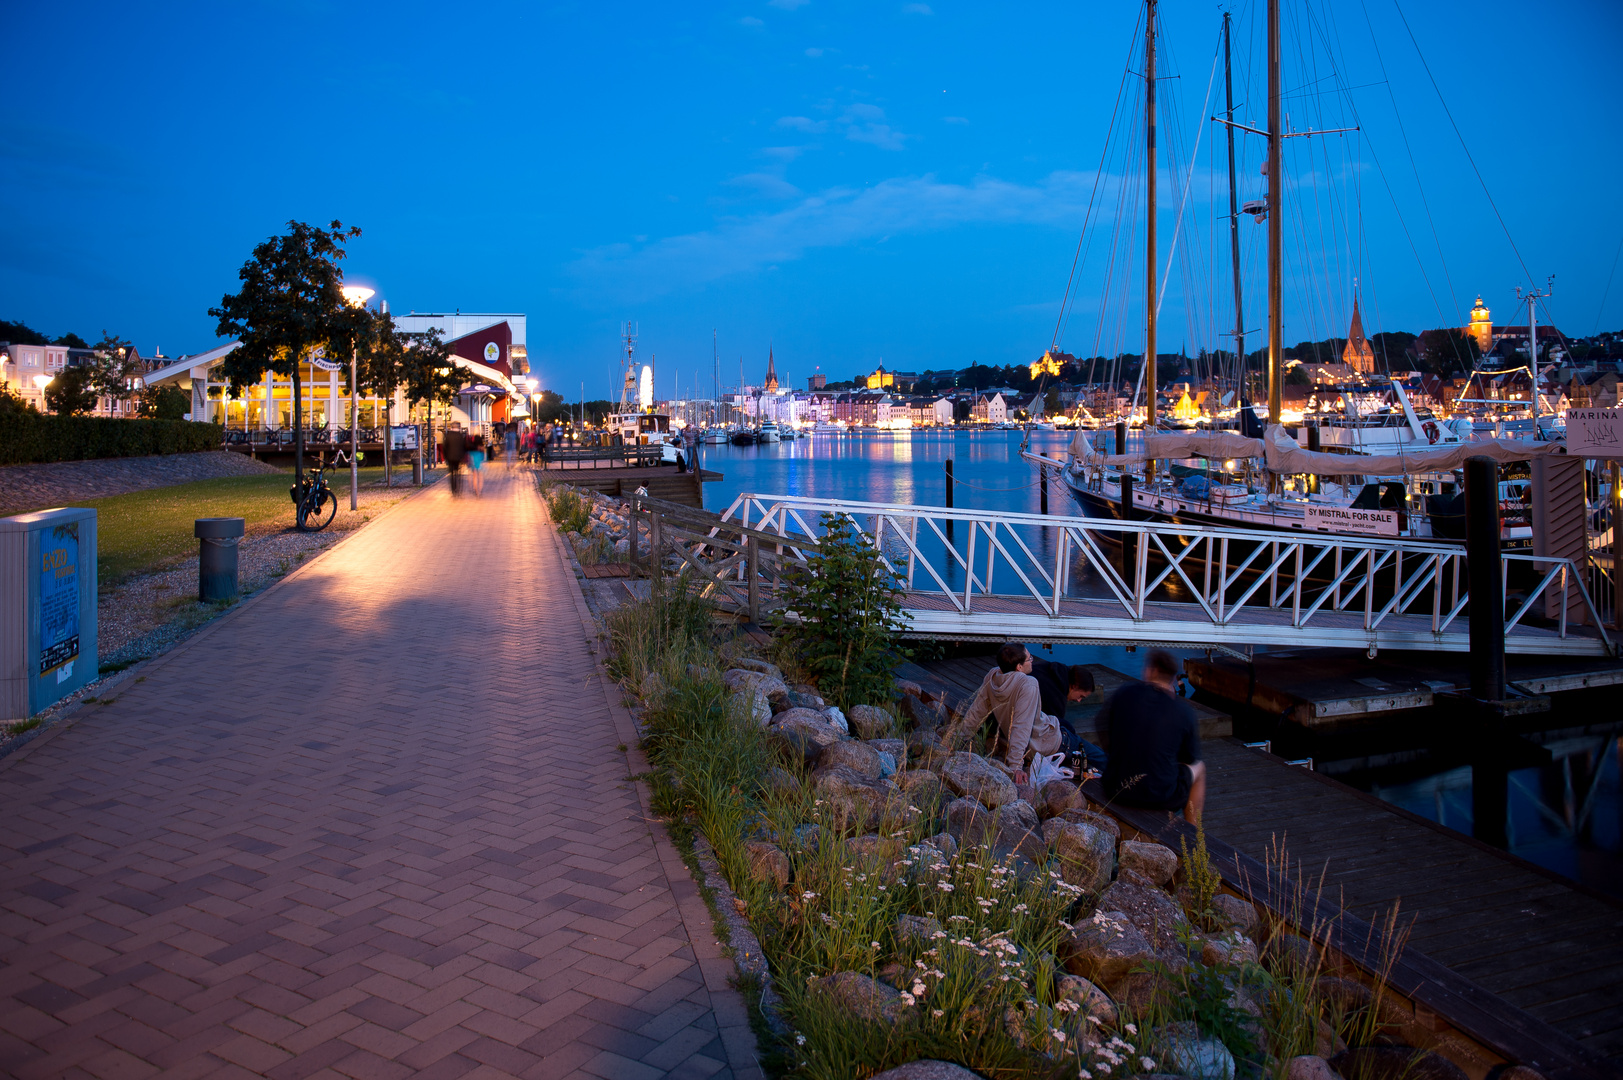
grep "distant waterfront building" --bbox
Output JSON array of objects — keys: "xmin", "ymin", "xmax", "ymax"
[
  {"xmin": 806, "ymin": 371, "xmax": 826, "ymax": 391},
  {"xmin": 972, "ymin": 393, "xmax": 1009, "ymax": 424},
  {"xmin": 1460, "ymin": 293, "xmax": 1567, "ymax": 369},
  {"xmin": 1341, "ymin": 300, "xmax": 1376, "ymax": 375},
  {"xmin": 1029, "ymin": 351, "xmax": 1065, "ymax": 379},
  {"xmin": 865, "ymin": 366, "xmax": 918, "ymax": 391},
  {"xmin": 764, "ymin": 348, "xmax": 779, "ymax": 393}
]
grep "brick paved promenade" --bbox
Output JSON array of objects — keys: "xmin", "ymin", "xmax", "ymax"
[{"xmin": 0, "ymin": 468, "xmax": 759, "ymax": 1079}]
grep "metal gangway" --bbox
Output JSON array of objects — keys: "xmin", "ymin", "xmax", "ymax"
[{"xmin": 715, "ymin": 494, "xmax": 1615, "ymax": 658}]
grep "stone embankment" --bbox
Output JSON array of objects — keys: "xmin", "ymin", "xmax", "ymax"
[
  {"xmin": 713, "ymin": 661, "xmax": 1476, "ymax": 1080},
  {"xmin": 1, "ymin": 449, "xmax": 282, "ymax": 513}
]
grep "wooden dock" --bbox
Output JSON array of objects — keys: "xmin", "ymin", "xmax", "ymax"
[
  {"xmin": 903, "ymin": 654, "xmax": 1623, "ymax": 1072},
  {"xmin": 541, "ymin": 463, "xmax": 722, "ymax": 508},
  {"xmin": 1186, "ymin": 648, "xmax": 1623, "ymax": 728}
]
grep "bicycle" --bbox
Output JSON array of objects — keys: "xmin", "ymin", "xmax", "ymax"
[{"xmin": 291, "ymin": 451, "xmax": 347, "ymax": 531}]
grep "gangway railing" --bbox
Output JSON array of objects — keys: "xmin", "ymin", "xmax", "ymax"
[{"xmin": 717, "ymin": 493, "xmax": 1614, "ymax": 657}]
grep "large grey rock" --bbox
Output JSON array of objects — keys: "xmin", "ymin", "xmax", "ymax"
[
  {"xmin": 1056, "ymin": 806, "xmax": 1121, "ymax": 840},
  {"xmin": 1211, "ymin": 893, "xmax": 1258, "ymax": 936},
  {"xmin": 1098, "ymin": 877, "xmax": 1190, "ymax": 954},
  {"xmin": 1055, "ymin": 974, "xmax": 1117, "ymax": 1027},
  {"xmin": 1285, "ymin": 1056, "xmax": 1340, "ymax": 1080},
  {"xmin": 722, "ymin": 668, "xmax": 789, "ymax": 699},
  {"xmin": 1048, "ymin": 821, "xmax": 1115, "ymax": 895},
  {"xmin": 1064, "ymin": 909, "xmax": 1152, "ymax": 984},
  {"xmin": 899, "ymin": 693, "xmax": 947, "ymax": 730},
  {"xmin": 920, "ymin": 831, "xmax": 958, "ymax": 859},
  {"xmin": 791, "ymin": 823, "xmax": 823, "ymax": 855},
  {"xmin": 731, "ymin": 689, "xmax": 772, "ymax": 727},
  {"xmin": 819, "ymin": 739, "xmax": 884, "ymax": 779},
  {"xmin": 812, "ymin": 765, "xmax": 892, "ymax": 833},
  {"xmin": 868, "ymin": 738, "xmax": 907, "ymax": 762},
  {"xmin": 822, "ymin": 705, "xmax": 849, "ymax": 734},
  {"xmin": 1328, "ymin": 1048, "xmax": 1467, "ymax": 1080},
  {"xmin": 786, "ymin": 690, "xmax": 825, "ymax": 710},
  {"xmin": 730, "ymin": 657, "xmax": 784, "ymax": 681},
  {"xmin": 868, "ymin": 1062, "xmax": 986, "ymax": 1080},
  {"xmin": 896, "ymin": 913, "xmax": 943, "ymax": 948},
  {"xmin": 848, "ymin": 704, "xmax": 895, "ymax": 740},
  {"xmin": 1200, "ymin": 933, "xmax": 1259, "ymax": 968},
  {"xmin": 896, "ymin": 769, "xmax": 944, "ymax": 809},
  {"xmin": 991, "ymin": 802, "xmax": 1046, "ymax": 864},
  {"xmin": 1157, "ymin": 1020, "xmax": 1235, "ymax": 1080},
  {"xmin": 939, "ymin": 753, "xmax": 1017, "ymax": 808},
  {"xmin": 847, "ymin": 834, "xmax": 905, "ymax": 863},
  {"xmin": 1038, "ymin": 779, "xmax": 1084, "ymax": 819},
  {"xmin": 810, "ymin": 971, "xmax": 915, "ymax": 1025},
  {"xmin": 1119, "ymin": 840, "xmax": 1180, "ymax": 887},
  {"xmin": 772, "ymin": 707, "xmax": 844, "ymax": 743},
  {"xmin": 943, "ymin": 797, "xmax": 994, "ymax": 847},
  {"xmin": 744, "ymin": 841, "xmax": 790, "ymax": 890}
]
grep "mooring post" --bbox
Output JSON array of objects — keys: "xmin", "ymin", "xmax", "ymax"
[
  {"xmin": 746, "ymin": 536, "xmax": 760, "ymax": 624},
  {"xmin": 1121, "ymin": 473, "xmax": 1136, "ymax": 572},
  {"xmin": 1613, "ymin": 460, "xmax": 1622, "ymax": 630},
  {"xmin": 650, "ymin": 509, "xmax": 663, "ymax": 582},
  {"xmin": 1039, "ymin": 466, "xmax": 1048, "ymax": 515},
  {"xmin": 945, "ymin": 458, "xmax": 954, "ymax": 509},
  {"xmin": 1465, "ymin": 455, "xmax": 1505, "ymax": 703},
  {"xmin": 1115, "ymin": 421, "xmax": 1127, "ymax": 456}
]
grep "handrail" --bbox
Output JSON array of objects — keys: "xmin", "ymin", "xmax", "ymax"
[{"xmin": 715, "ymin": 492, "xmax": 1614, "ymax": 656}]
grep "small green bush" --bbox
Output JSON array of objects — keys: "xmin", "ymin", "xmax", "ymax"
[
  {"xmin": 0, "ymin": 398, "xmax": 223, "ymax": 465},
  {"xmin": 545, "ymin": 486, "xmax": 592, "ymax": 533},
  {"xmin": 776, "ymin": 512, "xmax": 910, "ymax": 710}
]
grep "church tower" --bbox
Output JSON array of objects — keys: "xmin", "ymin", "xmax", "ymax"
[
  {"xmin": 764, "ymin": 347, "xmax": 779, "ymax": 392},
  {"xmin": 1468, "ymin": 295, "xmax": 1493, "ymax": 354},
  {"xmin": 1341, "ymin": 298, "xmax": 1376, "ymax": 375}
]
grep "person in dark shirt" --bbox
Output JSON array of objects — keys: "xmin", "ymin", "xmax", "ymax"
[
  {"xmin": 1028, "ymin": 656, "xmax": 1108, "ymax": 774},
  {"xmin": 1099, "ymin": 649, "xmax": 1206, "ymax": 823}
]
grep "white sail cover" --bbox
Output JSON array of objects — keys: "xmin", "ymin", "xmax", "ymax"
[{"xmin": 1071, "ymin": 424, "xmax": 1567, "ymax": 474}]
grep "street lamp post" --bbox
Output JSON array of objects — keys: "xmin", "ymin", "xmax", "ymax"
[{"xmin": 341, "ymin": 285, "xmax": 375, "ymax": 510}]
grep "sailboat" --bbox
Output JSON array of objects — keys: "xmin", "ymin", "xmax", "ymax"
[{"xmin": 1028, "ymin": 0, "xmax": 1563, "ymax": 546}]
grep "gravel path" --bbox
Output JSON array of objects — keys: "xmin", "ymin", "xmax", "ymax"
[{"xmin": 0, "ymin": 450, "xmax": 284, "ymax": 513}]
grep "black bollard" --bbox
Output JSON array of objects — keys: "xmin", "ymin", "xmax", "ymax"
[
  {"xmin": 1115, "ymin": 421, "xmax": 1127, "ymax": 457},
  {"xmin": 945, "ymin": 458, "xmax": 954, "ymax": 509},
  {"xmin": 1121, "ymin": 473, "xmax": 1136, "ymax": 573},
  {"xmin": 1465, "ymin": 456, "xmax": 1504, "ymax": 703},
  {"xmin": 1472, "ymin": 760, "xmax": 1509, "ymax": 848},
  {"xmin": 196, "ymin": 517, "xmax": 245, "ymax": 602},
  {"xmin": 1040, "ymin": 466, "xmax": 1048, "ymax": 515}
]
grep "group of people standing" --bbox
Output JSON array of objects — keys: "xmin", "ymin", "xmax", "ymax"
[{"xmin": 956, "ymin": 643, "xmax": 1206, "ymax": 824}]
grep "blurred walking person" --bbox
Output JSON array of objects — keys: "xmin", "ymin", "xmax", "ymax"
[{"xmin": 443, "ymin": 426, "xmax": 467, "ymax": 497}]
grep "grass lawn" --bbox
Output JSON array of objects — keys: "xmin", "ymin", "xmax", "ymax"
[{"xmin": 24, "ymin": 467, "xmax": 403, "ymax": 588}]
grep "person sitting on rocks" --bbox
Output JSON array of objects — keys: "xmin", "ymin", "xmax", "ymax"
[
  {"xmin": 958, "ymin": 642, "xmax": 1063, "ymax": 784},
  {"xmin": 1028, "ymin": 653, "xmax": 1108, "ymax": 777},
  {"xmin": 1099, "ymin": 649, "xmax": 1205, "ymax": 823}
]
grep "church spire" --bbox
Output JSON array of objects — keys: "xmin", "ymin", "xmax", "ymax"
[
  {"xmin": 764, "ymin": 345, "xmax": 779, "ymax": 392},
  {"xmin": 1342, "ymin": 296, "xmax": 1375, "ymax": 374}
]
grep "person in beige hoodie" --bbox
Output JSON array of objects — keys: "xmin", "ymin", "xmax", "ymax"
[{"xmin": 957, "ymin": 642, "xmax": 1063, "ymax": 783}]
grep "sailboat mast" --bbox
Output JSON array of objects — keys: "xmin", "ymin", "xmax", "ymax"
[
  {"xmin": 1266, "ymin": 0, "xmax": 1283, "ymax": 425},
  {"xmin": 1223, "ymin": 11, "xmax": 1246, "ymax": 396},
  {"xmin": 1145, "ymin": 0, "xmax": 1159, "ymax": 437}
]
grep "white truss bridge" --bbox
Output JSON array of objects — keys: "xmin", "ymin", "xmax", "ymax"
[{"xmin": 716, "ymin": 494, "xmax": 1615, "ymax": 658}]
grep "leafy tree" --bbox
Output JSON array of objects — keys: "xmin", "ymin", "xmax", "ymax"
[
  {"xmin": 88, "ymin": 332, "xmax": 140, "ymax": 411},
  {"xmin": 1414, "ymin": 327, "xmax": 1479, "ymax": 376},
  {"xmin": 352, "ymin": 307, "xmax": 409, "ymax": 485},
  {"xmin": 44, "ymin": 367, "xmax": 97, "ymax": 415},
  {"xmin": 0, "ymin": 319, "xmax": 50, "ymax": 345},
  {"xmin": 399, "ymin": 327, "xmax": 460, "ymax": 447},
  {"xmin": 953, "ymin": 398, "xmax": 972, "ymax": 423},
  {"xmin": 209, "ymin": 220, "xmax": 362, "ymax": 495},
  {"xmin": 53, "ymin": 332, "xmax": 89, "ymax": 349},
  {"xmin": 777, "ymin": 513, "xmax": 909, "ymax": 710},
  {"xmin": 1043, "ymin": 387, "xmax": 1062, "ymax": 415},
  {"xmin": 137, "ymin": 384, "xmax": 191, "ymax": 420}
]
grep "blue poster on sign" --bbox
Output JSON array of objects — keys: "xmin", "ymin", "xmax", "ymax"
[{"xmin": 39, "ymin": 526, "xmax": 79, "ymax": 676}]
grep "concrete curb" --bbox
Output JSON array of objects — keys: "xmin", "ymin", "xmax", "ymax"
[{"xmin": 539, "ymin": 479, "xmax": 768, "ymax": 1080}]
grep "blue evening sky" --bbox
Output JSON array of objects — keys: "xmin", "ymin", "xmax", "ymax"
[{"xmin": 3, "ymin": 1, "xmax": 1619, "ymax": 397}]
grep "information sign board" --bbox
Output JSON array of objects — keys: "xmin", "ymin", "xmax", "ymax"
[
  {"xmin": 389, "ymin": 426, "xmax": 418, "ymax": 450},
  {"xmin": 1304, "ymin": 504, "xmax": 1399, "ymax": 536},
  {"xmin": 39, "ymin": 528, "xmax": 79, "ymax": 680},
  {"xmin": 1565, "ymin": 408, "xmax": 1623, "ymax": 458}
]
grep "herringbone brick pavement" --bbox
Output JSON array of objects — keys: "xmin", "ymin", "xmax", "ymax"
[{"xmin": 0, "ymin": 468, "xmax": 759, "ymax": 1079}]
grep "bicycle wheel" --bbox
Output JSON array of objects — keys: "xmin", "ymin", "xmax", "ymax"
[{"xmin": 301, "ymin": 489, "xmax": 339, "ymax": 531}]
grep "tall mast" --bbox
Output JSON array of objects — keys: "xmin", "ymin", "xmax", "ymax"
[
  {"xmin": 1145, "ymin": 0, "xmax": 1159, "ymax": 436},
  {"xmin": 1223, "ymin": 11, "xmax": 1246, "ymax": 397},
  {"xmin": 1266, "ymin": 0, "xmax": 1283, "ymax": 425},
  {"xmin": 712, "ymin": 329, "xmax": 720, "ymax": 406}
]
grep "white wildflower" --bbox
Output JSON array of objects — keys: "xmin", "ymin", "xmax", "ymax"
[
  {"xmin": 1141, "ymin": 1059, "xmax": 1156, "ymax": 1071},
  {"xmin": 795, "ymin": 1034, "xmax": 806, "ymax": 1045},
  {"xmin": 932, "ymin": 1009, "xmax": 944, "ymax": 1018}
]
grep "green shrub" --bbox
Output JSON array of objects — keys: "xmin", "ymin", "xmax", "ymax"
[
  {"xmin": 0, "ymin": 400, "xmax": 223, "ymax": 465},
  {"xmin": 545, "ymin": 486, "xmax": 592, "ymax": 533},
  {"xmin": 776, "ymin": 512, "xmax": 910, "ymax": 710}
]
